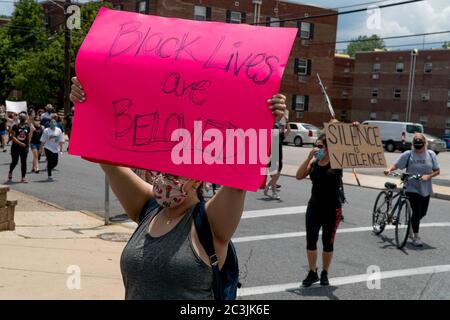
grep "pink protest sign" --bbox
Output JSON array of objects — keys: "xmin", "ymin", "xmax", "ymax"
[{"xmin": 69, "ymin": 7, "xmax": 296, "ymax": 191}]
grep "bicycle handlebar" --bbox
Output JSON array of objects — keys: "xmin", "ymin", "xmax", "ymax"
[{"xmin": 387, "ymin": 172, "xmax": 422, "ymax": 181}]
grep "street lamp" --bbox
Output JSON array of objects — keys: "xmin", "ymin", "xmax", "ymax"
[{"xmin": 406, "ymin": 48, "xmax": 418, "ymax": 122}]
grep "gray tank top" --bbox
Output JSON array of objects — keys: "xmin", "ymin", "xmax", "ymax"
[{"xmin": 120, "ymin": 199, "xmax": 214, "ymax": 300}]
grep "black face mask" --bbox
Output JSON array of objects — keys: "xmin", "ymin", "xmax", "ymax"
[{"xmin": 413, "ymin": 139, "xmax": 425, "ymax": 149}]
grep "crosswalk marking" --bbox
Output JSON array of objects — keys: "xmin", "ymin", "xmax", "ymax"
[
  {"xmin": 242, "ymin": 206, "xmax": 307, "ymax": 219},
  {"xmin": 232, "ymin": 222, "xmax": 450, "ymax": 243},
  {"xmin": 237, "ymin": 264, "xmax": 450, "ymax": 297}
]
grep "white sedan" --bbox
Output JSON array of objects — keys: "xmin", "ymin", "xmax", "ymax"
[{"xmin": 284, "ymin": 122, "xmax": 319, "ymax": 147}]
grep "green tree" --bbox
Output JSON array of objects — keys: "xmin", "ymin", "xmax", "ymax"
[
  {"xmin": 346, "ymin": 34, "xmax": 386, "ymax": 57},
  {"xmin": 7, "ymin": 0, "xmax": 48, "ymax": 51},
  {"xmin": 0, "ymin": 27, "xmax": 13, "ymax": 100},
  {"xmin": 443, "ymin": 41, "xmax": 450, "ymax": 49},
  {"xmin": 9, "ymin": 39, "xmax": 65, "ymax": 106}
]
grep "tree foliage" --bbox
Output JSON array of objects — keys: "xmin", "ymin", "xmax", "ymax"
[{"xmin": 346, "ymin": 34, "xmax": 386, "ymax": 57}]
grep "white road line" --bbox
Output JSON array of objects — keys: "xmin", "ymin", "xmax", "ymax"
[
  {"xmin": 242, "ymin": 206, "xmax": 307, "ymax": 219},
  {"xmin": 232, "ymin": 222, "xmax": 450, "ymax": 243},
  {"xmin": 238, "ymin": 264, "xmax": 450, "ymax": 297}
]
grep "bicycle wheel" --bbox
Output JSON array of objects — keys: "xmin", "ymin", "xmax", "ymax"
[
  {"xmin": 395, "ymin": 198, "xmax": 412, "ymax": 249},
  {"xmin": 372, "ymin": 191, "xmax": 389, "ymax": 235}
]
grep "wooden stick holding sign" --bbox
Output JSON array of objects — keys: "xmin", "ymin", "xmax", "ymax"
[
  {"xmin": 317, "ymin": 73, "xmax": 362, "ymax": 185},
  {"xmin": 325, "ymin": 122, "xmax": 387, "ymax": 170}
]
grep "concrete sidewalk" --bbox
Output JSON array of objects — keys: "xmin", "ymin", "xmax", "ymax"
[
  {"xmin": 281, "ymin": 164, "xmax": 450, "ymax": 201},
  {"xmin": 0, "ymin": 189, "xmax": 132, "ymax": 300}
]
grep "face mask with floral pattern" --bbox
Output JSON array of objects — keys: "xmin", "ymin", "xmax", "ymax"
[{"xmin": 149, "ymin": 172, "xmax": 188, "ymax": 208}]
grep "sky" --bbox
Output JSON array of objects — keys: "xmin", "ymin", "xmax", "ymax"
[{"xmin": 1, "ymin": 0, "xmax": 449, "ymax": 51}]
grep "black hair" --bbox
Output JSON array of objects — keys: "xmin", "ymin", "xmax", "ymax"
[
  {"xmin": 196, "ymin": 182, "xmax": 205, "ymax": 202},
  {"xmin": 317, "ymin": 133, "xmax": 327, "ymax": 148}
]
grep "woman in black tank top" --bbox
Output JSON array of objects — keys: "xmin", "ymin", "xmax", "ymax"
[
  {"xmin": 296, "ymin": 132, "xmax": 343, "ymax": 287},
  {"xmin": 70, "ymin": 76, "xmax": 288, "ymax": 299},
  {"xmin": 30, "ymin": 117, "xmax": 44, "ymax": 173}
]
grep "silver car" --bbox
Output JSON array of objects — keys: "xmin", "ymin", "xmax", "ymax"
[
  {"xmin": 424, "ymin": 133, "xmax": 447, "ymax": 155},
  {"xmin": 285, "ymin": 122, "xmax": 319, "ymax": 147}
]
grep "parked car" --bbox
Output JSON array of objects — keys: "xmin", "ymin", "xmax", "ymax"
[
  {"xmin": 362, "ymin": 120, "xmax": 424, "ymax": 152},
  {"xmin": 442, "ymin": 134, "xmax": 450, "ymax": 149},
  {"xmin": 284, "ymin": 122, "xmax": 319, "ymax": 147},
  {"xmin": 423, "ymin": 133, "xmax": 447, "ymax": 155}
]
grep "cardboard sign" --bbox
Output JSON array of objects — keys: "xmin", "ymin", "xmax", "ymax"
[
  {"xmin": 325, "ymin": 123, "xmax": 386, "ymax": 169},
  {"xmin": 69, "ymin": 8, "xmax": 296, "ymax": 191},
  {"xmin": 5, "ymin": 100, "xmax": 27, "ymax": 114}
]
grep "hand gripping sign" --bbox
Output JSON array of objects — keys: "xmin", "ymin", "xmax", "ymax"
[{"xmin": 69, "ymin": 8, "xmax": 296, "ymax": 191}]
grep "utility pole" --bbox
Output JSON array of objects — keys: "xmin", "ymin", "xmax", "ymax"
[
  {"xmin": 63, "ymin": 0, "xmax": 71, "ymax": 117},
  {"xmin": 406, "ymin": 49, "xmax": 418, "ymax": 122}
]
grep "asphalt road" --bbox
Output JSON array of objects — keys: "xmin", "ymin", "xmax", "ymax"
[{"xmin": 1, "ymin": 144, "xmax": 449, "ymax": 299}]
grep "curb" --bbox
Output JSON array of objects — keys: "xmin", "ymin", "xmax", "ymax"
[
  {"xmin": 10, "ymin": 189, "xmax": 67, "ymax": 211},
  {"xmin": 280, "ymin": 172, "xmax": 450, "ymax": 202}
]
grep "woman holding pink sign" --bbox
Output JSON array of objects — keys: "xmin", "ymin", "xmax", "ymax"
[{"xmin": 70, "ymin": 76, "xmax": 287, "ymax": 300}]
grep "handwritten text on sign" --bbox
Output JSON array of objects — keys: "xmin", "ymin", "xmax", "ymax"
[
  {"xmin": 325, "ymin": 123, "xmax": 387, "ymax": 169},
  {"xmin": 68, "ymin": 8, "xmax": 296, "ymax": 191}
]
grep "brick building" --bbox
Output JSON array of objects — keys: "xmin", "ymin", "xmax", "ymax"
[
  {"xmin": 351, "ymin": 49, "xmax": 450, "ymax": 136},
  {"xmin": 0, "ymin": 17, "xmax": 10, "ymax": 27},
  {"xmin": 41, "ymin": 0, "xmax": 66, "ymax": 31},
  {"xmin": 332, "ymin": 53, "xmax": 354, "ymax": 122},
  {"xmin": 105, "ymin": 0, "xmax": 338, "ymax": 127}
]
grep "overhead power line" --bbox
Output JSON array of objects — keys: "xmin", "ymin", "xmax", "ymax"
[{"xmin": 251, "ymin": 0, "xmax": 425, "ymax": 25}]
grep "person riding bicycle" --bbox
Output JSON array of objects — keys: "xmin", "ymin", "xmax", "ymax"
[{"xmin": 384, "ymin": 133, "xmax": 440, "ymax": 247}]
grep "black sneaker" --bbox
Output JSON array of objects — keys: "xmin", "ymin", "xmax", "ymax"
[
  {"xmin": 302, "ymin": 270, "xmax": 319, "ymax": 287},
  {"xmin": 320, "ymin": 270, "xmax": 329, "ymax": 286}
]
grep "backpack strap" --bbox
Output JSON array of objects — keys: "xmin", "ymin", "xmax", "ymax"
[
  {"xmin": 405, "ymin": 151, "xmax": 412, "ymax": 172},
  {"xmin": 193, "ymin": 201, "xmax": 223, "ymax": 300}
]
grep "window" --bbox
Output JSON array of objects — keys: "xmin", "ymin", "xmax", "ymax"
[
  {"xmin": 391, "ymin": 113, "xmax": 400, "ymax": 121},
  {"xmin": 114, "ymin": 4, "xmax": 123, "ymax": 10},
  {"xmin": 229, "ymin": 11, "xmax": 242, "ymax": 23},
  {"xmin": 369, "ymin": 112, "xmax": 377, "ymax": 120},
  {"xmin": 194, "ymin": 6, "xmax": 206, "ymax": 20},
  {"xmin": 372, "ymin": 88, "xmax": 379, "ymax": 98},
  {"xmin": 395, "ymin": 62, "xmax": 404, "ymax": 73},
  {"xmin": 419, "ymin": 116, "xmax": 428, "ymax": 127},
  {"xmin": 297, "ymin": 22, "xmax": 314, "ymax": 39},
  {"xmin": 341, "ymin": 110, "xmax": 347, "ymax": 120},
  {"xmin": 447, "ymin": 90, "xmax": 450, "ymax": 107},
  {"xmin": 266, "ymin": 17, "xmax": 283, "ymax": 27},
  {"xmin": 424, "ymin": 62, "xmax": 432, "ymax": 73},
  {"xmin": 289, "ymin": 123, "xmax": 298, "ymax": 130},
  {"xmin": 446, "ymin": 117, "xmax": 450, "ymax": 129},
  {"xmin": 373, "ymin": 63, "xmax": 381, "ymax": 73},
  {"xmin": 137, "ymin": 1, "xmax": 147, "ymax": 14},
  {"xmin": 406, "ymin": 124, "xmax": 423, "ymax": 134},
  {"xmin": 292, "ymin": 95, "xmax": 309, "ymax": 111},
  {"xmin": 294, "ymin": 59, "xmax": 310, "ymax": 76},
  {"xmin": 341, "ymin": 90, "xmax": 349, "ymax": 99},
  {"xmin": 394, "ymin": 88, "xmax": 401, "ymax": 99},
  {"xmin": 343, "ymin": 67, "xmax": 350, "ymax": 77},
  {"xmin": 421, "ymin": 90, "xmax": 430, "ymax": 102}
]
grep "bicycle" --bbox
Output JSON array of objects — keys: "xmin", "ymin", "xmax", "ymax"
[{"xmin": 372, "ymin": 172, "xmax": 422, "ymax": 249}]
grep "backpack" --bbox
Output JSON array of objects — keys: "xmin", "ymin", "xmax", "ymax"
[
  {"xmin": 335, "ymin": 169, "xmax": 347, "ymax": 205},
  {"xmin": 405, "ymin": 150, "xmax": 436, "ymax": 171},
  {"xmin": 193, "ymin": 201, "xmax": 241, "ymax": 300}
]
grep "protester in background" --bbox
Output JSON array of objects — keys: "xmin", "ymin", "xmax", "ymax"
[
  {"xmin": 64, "ymin": 107, "xmax": 74, "ymax": 152},
  {"xmin": 41, "ymin": 104, "xmax": 53, "ymax": 128},
  {"xmin": 0, "ymin": 113, "xmax": 8, "ymax": 152},
  {"xmin": 70, "ymin": 76, "xmax": 287, "ymax": 300},
  {"xmin": 296, "ymin": 132, "xmax": 343, "ymax": 287},
  {"xmin": 385, "ymin": 133, "xmax": 440, "ymax": 247},
  {"xmin": 54, "ymin": 113, "xmax": 64, "ymax": 133},
  {"xmin": 40, "ymin": 118, "xmax": 65, "ymax": 181},
  {"xmin": 8, "ymin": 113, "xmax": 31, "ymax": 183},
  {"xmin": 263, "ymin": 118, "xmax": 288, "ymax": 200},
  {"xmin": 30, "ymin": 116, "xmax": 44, "ymax": 173}
]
